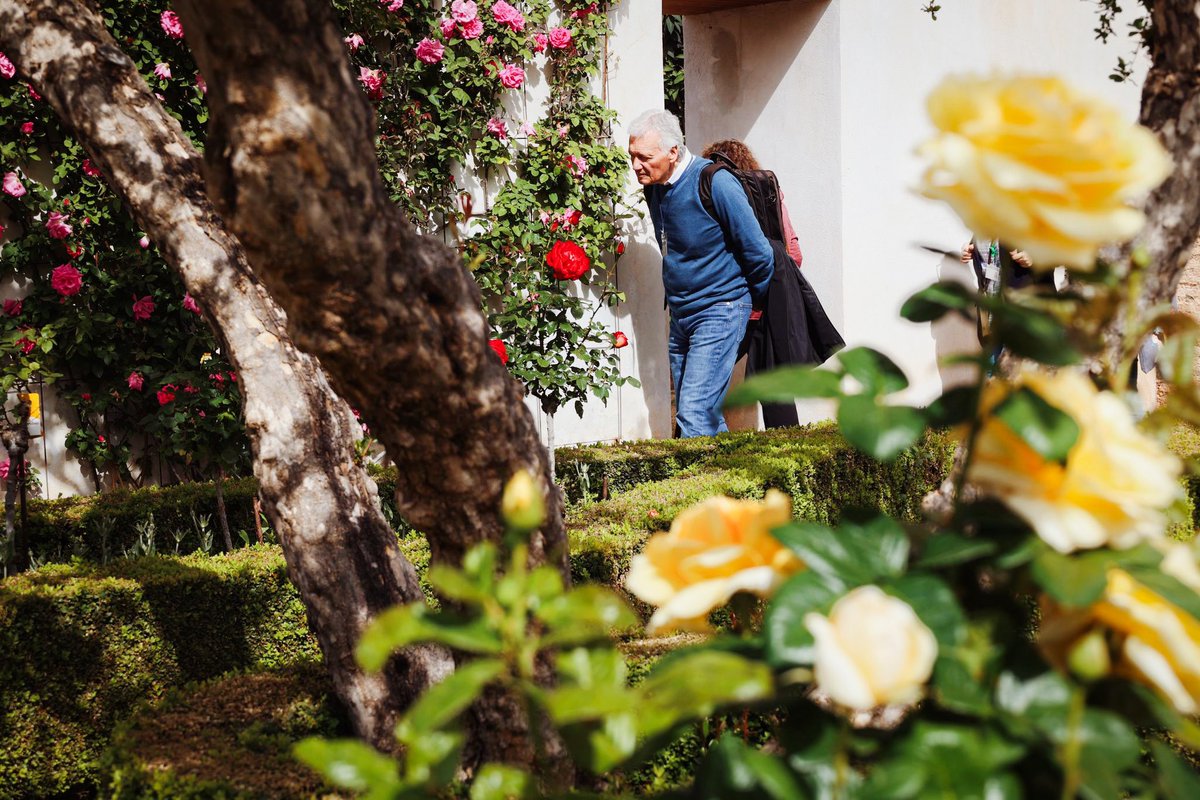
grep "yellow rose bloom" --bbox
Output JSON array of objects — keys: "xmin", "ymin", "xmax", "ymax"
[
  {"xmin": 1095, "ymin": 569, "xmax": 1200, "ymax": 714},
  {"xmin": 625, "ymin": 490, "xmax": 801, "ymax": 634},
  {"xmin": 919, "ymin": 74, "xmax": 1171, "ymax": 270},
  {"xmin": 968, "ymin": 370, "xmax": 1182, "ymax": 553}
]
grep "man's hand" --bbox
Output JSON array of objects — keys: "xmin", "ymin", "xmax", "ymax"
[
  {"xmin": 960, "ymin": 243, "xmax": 974, "ymax": 263},
  {"xmin": 1010, "ymin": 250, "xmax": 1032, "ymax": 268}
]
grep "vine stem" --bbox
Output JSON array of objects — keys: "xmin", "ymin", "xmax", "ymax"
[
  {"xmin": 833, "ymin": 719, "xmax": 851, "ymax": 800},
  {"xmin": 1059, "ymin": 684, "xmax": 1087, "ymax": 800}
]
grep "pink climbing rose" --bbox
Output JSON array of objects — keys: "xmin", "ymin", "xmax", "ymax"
[
  {"xmin": 344, "ymin": 33, "xmax": 365, "ymax": 50},
  {"xmin": 460, "ymin": 17, "xmax": 483, "ymax": 39},
  {"xmin": 160, "ymin": 10, "xmax": 184, "ymax": 39},
  {"xmin": 45, "ymin": 212, "xmax": 73, "ymax": 240},
  {"xmin": 381, "ymin": 0, "xmax": 404, "ymax": 10},
  {"xmin": 440, "ymin": 18, "xmax": 458, "ymax": 37},
  {"xmin": 153, "ymin": 62, "xmax": 172, "ymax": 79},
  {"xmin": 132, "ymin": 295, "xmax": 156, "ymax": 321},
  {"xmin": 20, "ymin": 122, "xmax": 32, "ymax": 134},
  {"xmin": 548, "ymin": 26, "xmax": 573, "ymax": 49},
  {"xmin": 532, "ymin": 32, "xmax": 548, "ymax": 53},
  {"xmin": 3, "ymin": 299, "xmax": 21, "ymax": 317},
  {"xmin": 492, "ymin": 1, "xmax": 525, "ymax": 31},
  {"xmin": 183, "ymin": 293, "xmax": 202, "ymax": 315},
  {"xmin": 51, "ymin": 264, "xmax": 82, "ymax": 297},
  {"xmin": 358, "ymin": 67, "xmax": 386, "ymax": 100},
  {"xmin": 82, "ymin": 159, "xmax": 102, "ymax": 177},
  {"xmin": 128, "ymin": 372, "xmax": 145, "ymax": 391},
  {"xmin": 3, "ymin": 172, "xmax": 25, "ymax": 198},
  {"xmin": 498, "ymin": 63, "xmax": 525, "ymax": 89},
  {"xmin": 414, "ymin": 38, "xmax": 445, "ymax": 64},
  {"xmin": 486, "ymin": 117, "xmax": 508, "ymax": 141},
  {"xmin": 0, "ymin": 52, "xmax": 14, "ymax": 79},
  {"xmin": 451, "ymin": 0, "xmax": 478, "ymax": 23}
]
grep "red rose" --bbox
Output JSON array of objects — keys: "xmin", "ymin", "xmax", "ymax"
[
  {"xmin": 80, "ymin": 393, "xmax": 92, "ymax": 402},
  {"xmin": 156, "ymin": 385, "xmax": 176, "ymax": 405},
  {"xmin": 488, "ymin": 338, "xmax": 508, "ymax": 364},
  {"xmin": 613, "ymin": 331, "xmax": 629, "ymax": 349},
  {"xmin": 3, "ymin": 299, "xmax": 21, "ymax": 317},
  {"xmin": 546, "ymin": 240, "xmax": 590, "ymax": 281},
  {"xmin": 616, "ymin": 240, "xmax": 626, "ymax": 256}
]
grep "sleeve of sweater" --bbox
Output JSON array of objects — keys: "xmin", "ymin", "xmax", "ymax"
[{"xmin": 709, "ymin": 170, "xmax": 774, "ymax": 299}]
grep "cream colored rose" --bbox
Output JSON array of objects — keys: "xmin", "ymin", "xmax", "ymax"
[
  {"xmin": 1095, "ymin": 569, "xmax": 1200, "ymax": 714},
  {"xmin": 919, "ymin": 74, "xmax": 1171, "ymax": 270},
  {"xmin": 968, "ymin": 370, "xmax": 1182, "ymax": 554},
  {"xmin": 625, "ymin": 490, "xmax": 800, "ymax": 634},
  {"xmin": 804, "ymin": 586, "xmax": 938, "ymax": 711}
]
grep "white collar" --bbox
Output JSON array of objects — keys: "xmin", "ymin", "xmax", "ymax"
[{"xmin": 666, "ymin": 148, "xmax": 692, "ymax": 185}]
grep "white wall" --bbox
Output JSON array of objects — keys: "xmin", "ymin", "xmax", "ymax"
[{"xmin": 683, "ymin": 0, "xmax": 1147, "ymax": 406}]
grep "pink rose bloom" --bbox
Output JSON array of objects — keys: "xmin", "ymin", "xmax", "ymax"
[
  {"xmin": 565, "ymin": 153, "xmax": 588, "ymax": 177},
  {"xmin": 519, "ymin": 121, "xmax": 536, "ymax": 137},
  {"xmin": 414, "ymin": 38, "xmax": 445, "ymax": 64},
  {"xmin": 82, "ymin": 159, "xmax": 102, "ymax": 177},
  {"xmin": 358, "ymin": 67, "xmax": 386, "ymax": 100},
  {"xmin": 51, "ymin": 264, "xmax": 82, "ymax": 297},
  {"xmin": 485, "ymin": 35, "xmax": 495, "ymax": 45},
  {"xmin": 3, "ymin": 172, "xmax": 26, "ymax": 198},
  {"xmin": 557, "ymin": 123, "xmax": 569, "ymax": 138},
  {"xmin": 344, "ymin": 33, "xmax": 365, "ymax": 50},
  {"xmin": 139, "ymin": 235, "xmax": 151, "ymax": 249},
  {"xmin": 195, "ymin": 74, "xmax": 207, "ymax": 95},
  {"xmin": 46, "ymin": 211, "xmax": 72, "ymax": 239},
  {"xmin": 486, "ymin": 116, "xmax": 508, "ymax": 141},
  {"xmin": 451, "ymin": 0, "xmax": 478, "ymax": 23},
  {"xmin": 440, "ymin": 18, "xmax": 458, "ymax": 37},
  {"xmin": 548, "ymin": 26, "xmax": 573, "ymax": 49},
  {"xmin": 0, "ymin": 52, "xmax": 14, "ymax": 80},
  {"xmin": 498, "ymin": 63, "xmax": 525, "ymax": 89},
  {"xmin": 460, "ymin": 17, "xmax": 483, "ymax": 39},
  {"xmin": 539, "ymin": 210, "xmax": 551, "ymax": 224},
  {"xmin": 492, "ymin": 1, "xmax": 525, "ymax": 31},
  {"xmin": 27, "ymin": 84, "xmax": 41, "ymax": 101},
  {"xmin": 153, "ymin": 62, "xmax": 172, "ymax": 79},
  {"xmin": 571, "ymin": 3, "xmax": 598, "ymax": 18},
  {"xmin": 381, "ymin": 0, "xmax": 404, "ymax": 10},
  {"xmin": 128, "ymin": 372, "xmax": 144, "ymax": 391},
  {"xmin": 132, "ymin": 295, "xmax": 155, "ymax": 321},
  {"xmin": 20, "ymin": 121, "xmax": 32, "ymax": 134},
  {"xmin": 564, "ymin": 208, "xmax": 583, "ymax": 227},
  {"xmin": 160, "ymin": 10, "xmax": 184, "ymax": 39},
  {"xmin": 132, "ymin": 296, "xmax": 154, "ymax": 321},
  {"xmin": 3, "ymin": 299, "xmax": 21, "ymax": 317},
  {"xmin": 183, "ymin": 293, "xmax": 201, "ymax": 315},
  {"xmin": 532, "ymin": 32, "xmax": 548, "ymax": 53}
]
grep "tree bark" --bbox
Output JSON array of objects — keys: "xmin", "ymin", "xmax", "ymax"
[
  {"xmin": 0, "ymin": 0, "xmax": 453, "ymax": 749},
  {"xmin": 1104, "ymin": 3, "xmax": 1200, "ymax": 368},
  {"xmin": 171, "ymin": 0, "xmax": 569, "ymax": 580}
]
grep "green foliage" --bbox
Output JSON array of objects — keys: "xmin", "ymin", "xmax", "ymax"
[{"xmin": 0, "ymin": 547, "xmax": 319, "ymax": 799}]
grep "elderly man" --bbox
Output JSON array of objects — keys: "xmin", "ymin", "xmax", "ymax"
[{"xmin": 628, "ymin": 109, "xmax": 774, "ymax": 437}]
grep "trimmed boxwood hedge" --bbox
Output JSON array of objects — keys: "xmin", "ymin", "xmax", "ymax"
[{"xmin": 0, "ymin": 547, "xmax": 320, "ymax": 800}]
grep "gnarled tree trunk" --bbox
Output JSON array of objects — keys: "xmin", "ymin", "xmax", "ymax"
[{"xmin": 0, "ymin": 0, "xmax": 452, "ymax": 749}]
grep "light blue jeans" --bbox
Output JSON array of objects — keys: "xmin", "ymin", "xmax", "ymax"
[{"xmin": 669, "ymin": 300, "xmax": 753, "ymax": 438}]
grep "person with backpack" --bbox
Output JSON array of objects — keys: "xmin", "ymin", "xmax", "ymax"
[
  {"xmin": 628, "ymin": 109, "xmax": 774, "ymax": 437},
  {"xmin": 701, "ymin": 139, "xmax": 845, "ymax": 428}
]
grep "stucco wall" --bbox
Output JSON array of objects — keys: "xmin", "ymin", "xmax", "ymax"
[{"xmin": 683, "ymin": 0, "xmax": 1147, "ymax": 406}]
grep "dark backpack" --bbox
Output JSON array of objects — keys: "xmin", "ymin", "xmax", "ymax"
[{"xmin": 698, "ymin": 152, "xmax": 788, "ymax": 245}]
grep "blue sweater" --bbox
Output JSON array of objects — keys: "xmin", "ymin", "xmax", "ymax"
[{"xmin": 645, "ymin": 156, "xmax": 774, "ymax": 318}]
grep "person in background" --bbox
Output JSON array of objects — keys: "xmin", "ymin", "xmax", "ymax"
[
  {"xmin": 628, "ymin": 110, "xmax": 774, "ymax": 437},
  {"xmin": 702, "ymin": 139, "xmax": 803, "ymax": 268}
]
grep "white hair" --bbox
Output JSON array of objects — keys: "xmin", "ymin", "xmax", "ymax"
[{"xmin": 628, "ymin": 109, "xmax": 684, "ymax": 151}]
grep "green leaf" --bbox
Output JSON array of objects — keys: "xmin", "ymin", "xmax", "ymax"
[
  {"xmin": 637, "ymin": 651, "xmax": 774, "ymax": 740},
  {"xmin": 426, "ymin": 564, "xmax": 491, "ymax": 606},
  {"xmin": 916, "ymin": 532, "xmax": 997, "ymax": 568},
  {"xmin": 838, "ymin": 347, "xmax": 909, "ymax": 395},
  {"xmin": 763, "ymin": 570, "xmax": 843, "ymax": 667},
  {"xmin": 692, "ymin": 733, "xmax": 806, "ymax": 800},
  {"xmin": 293, "ymin": 738, "xmax": 402, "ymax": 799},
  {"xmin": 397, "ymin": 659, "xmax": 505, "ymax": 739},
  {"xmin": 886, "ymin": 573, "xmax": 966, "ymax": 647},
  {"xmin": 993, "ymin": 387, "xmax": 1079, "ymax": 463},
  {"xmin": 356, "ymin": 604, "xmax": 503, "ymax": 671},
  {"xmin": 932, "ymin": 655, "xmax": 991, "ymax": 716},
  {"xmin": 1031, "ymin": 547, "xmax": 1113, "ymax": 607},
  {"xmin": 470, "ymin": 764, "xmax": 534, "ymax": 800},
  {"xmin": 989, "ymin": 304, "xmax": 1082, "ymax": 366},
  {"xmin": 724, "ymin": 365, "xmax": 842, "ymax": 408},
  {"xmin": 901, "ymin": 281, "xmax": 977, "ymax": 322},
  {"xmin": 1151, "ymin": 740, "xmax": 1200, "ymax": 800},
  {"xmin": 771, "ymin": 515, "xmax": 908, "ymax": 586},
  {"xmin": 537, "ymin": 585, "xmax": 639, "ymax": 647},
  {"xmin": 837, "ymin": 394, "xmax": 925, "ymax": 461},
  {"xmin": 925, "ymin": 384, "xmax": 980, "ymax": 428}
]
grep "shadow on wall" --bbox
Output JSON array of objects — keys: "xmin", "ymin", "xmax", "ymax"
[
  {"xmin": 619, "ymin": 235, "xmax": 673, "ymax": 439},
  {"xmin": 685, "ymin": 0, "xmax": 831, "ymax": 140},
  {"xmin": 930, "ymin": 253, "xmax": 984, "ymax": 392}
]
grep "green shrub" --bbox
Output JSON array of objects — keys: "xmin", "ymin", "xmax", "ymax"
[
  {"xmin": 0, "ymin": 546, "xmax": 319, "ymax": 799},
  {"xmin": 101, "ymin": 663, "xmax": 339, "ymax": 800}
]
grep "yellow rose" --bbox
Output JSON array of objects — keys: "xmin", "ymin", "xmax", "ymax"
[
  {"xmin": 919, "ymin": 74, "xmax": 1171, "ymax": 269},
  {"xmin": 968, "ymin": 370, "xmax": 1181, "ymax": 553},
  {"xmin": 1096, "ymin": 570, "xmax": 1200, "ymax": 714},
  {"xmin": 805, "ymin": 586, "xmax": 938, "ymax": 711},
  {"xmin": 624, "ymin": 490, "xmax": 800, "ymax": 634}
]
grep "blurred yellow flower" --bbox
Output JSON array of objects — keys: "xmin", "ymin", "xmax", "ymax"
[
  {"xmin": 500, "ymin": 469, "xmax": 545, "ymax": 535},
  {"xmin": 919, "ymin": 74, "xmax": 1171, "ymax": 270},
  {"xmin": 805, "ymin": 586, "xmax": 938, "ymax": 711},
  {"xmin": 968, "ymin": 370, "xmax": 1181, "ymax": 553},
  {"xmin": 625, "ymin": 490, "xmax": 800, "ymax": 634}
]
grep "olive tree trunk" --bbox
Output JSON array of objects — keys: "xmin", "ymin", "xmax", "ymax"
[{"xmin": 0, "ymin": 0, "xmax": 453, "ymax": 749}]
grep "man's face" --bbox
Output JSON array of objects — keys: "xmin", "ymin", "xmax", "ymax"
[{"xmin": 628, "ymin": 132, "xmax": 678, "ymax": 186}]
